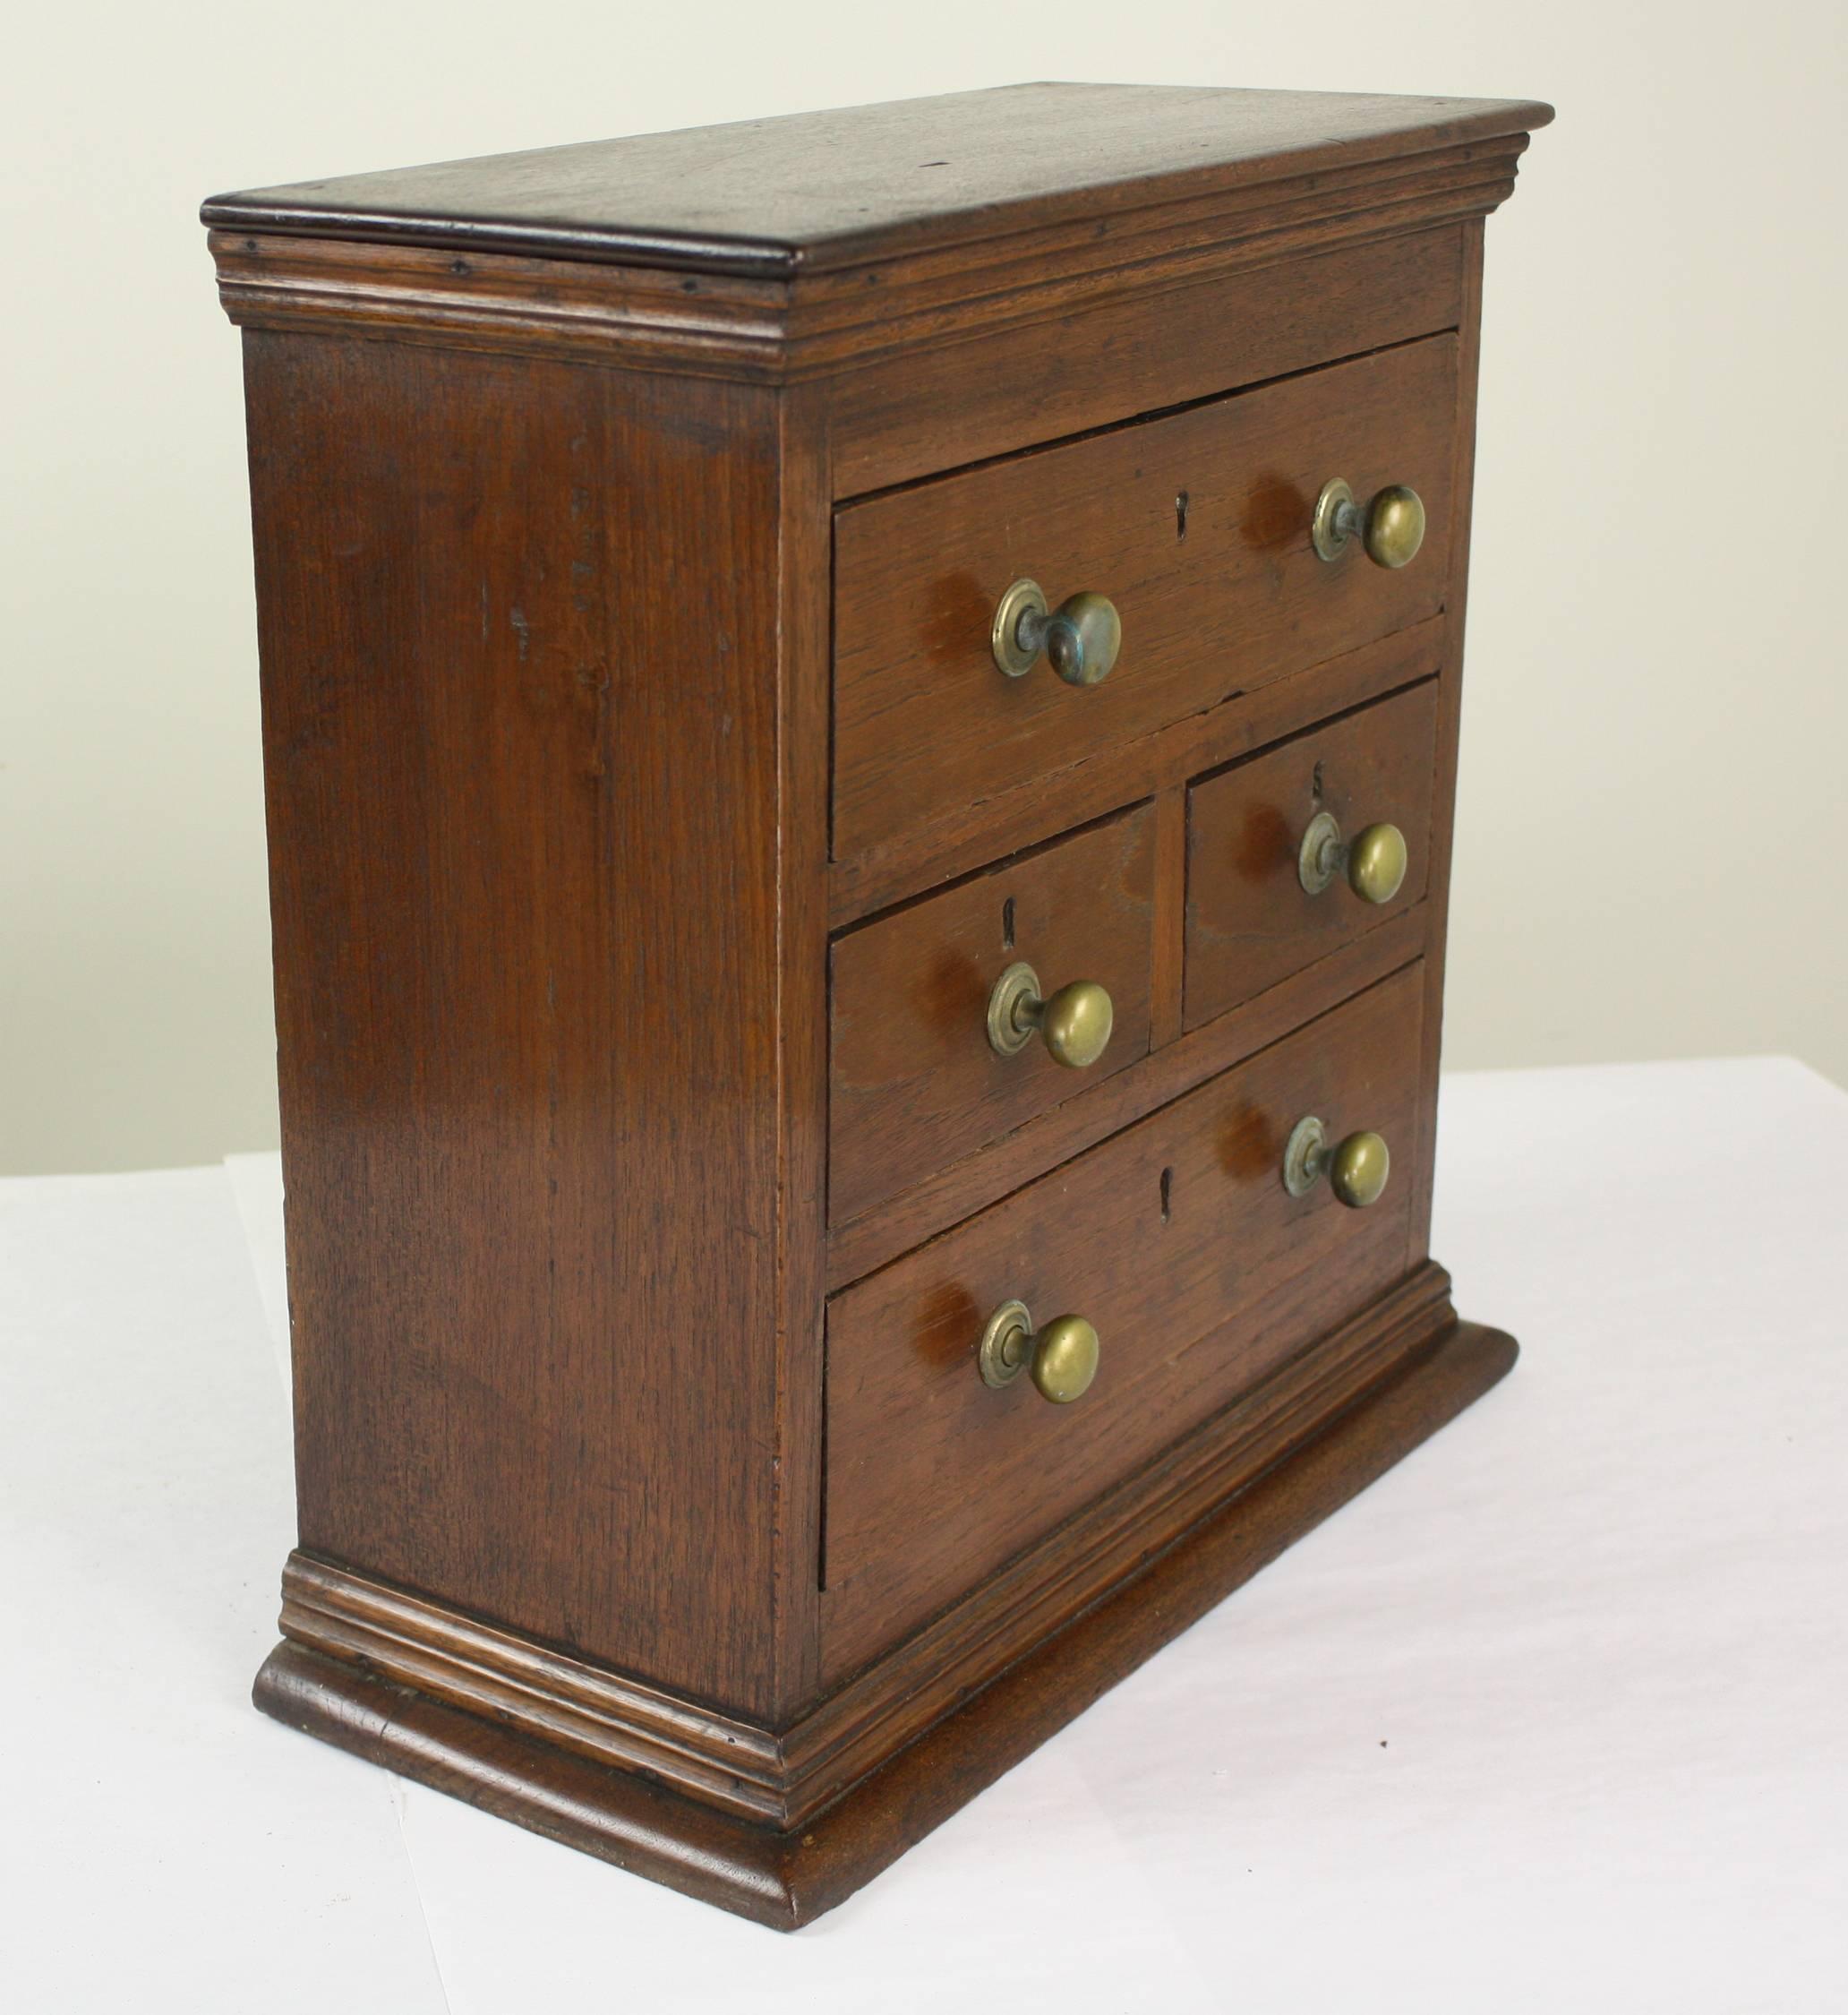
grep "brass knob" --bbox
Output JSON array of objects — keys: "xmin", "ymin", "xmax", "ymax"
[
  {"xmin": 1297, "ymin": 811, "xmax": 1408, "ymax": 905},
  {"xmin": 987, "ymin": 961, "xmax": 1114, "ymax": 1069},
  {"xmin": 992, "ymin": 578, "xmax": 1122, "ymax": 686},
  {"xmin": 979, "ymin": 1299, "xmax": 1100, "ymax": 1403},
  {"xmin": 1312, "ymin": 479, "xmax": 1426, "ymax": 569},
  {"xmin": 1282, "ymin": 1116, "xmax": 1391, "ymax": 1207}
]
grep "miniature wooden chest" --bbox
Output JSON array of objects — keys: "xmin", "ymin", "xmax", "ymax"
[{"xmin": 204, "ymin": 81, "xmax": 1550, "ymax": 1926}]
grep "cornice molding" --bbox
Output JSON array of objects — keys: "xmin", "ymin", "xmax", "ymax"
[{"xmin": 209, "ymin": 133, "xmax": 1534, "ymax": 381}]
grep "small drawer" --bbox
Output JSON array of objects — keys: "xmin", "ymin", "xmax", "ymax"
[
  {"xmin": 1185, "ymin": 681, "xmax": 1439, "ymax": 1031},
  {"xmin": 821, "ymin": 961, "xmax": 1425, "ymax": 1681},
  {"xmin": 829, "ymin": 805, "xmax": 1155, "ymax": 1227},
  {"xmin": 832, "ymin": 335, "xmax": 1456, "ymax": 865}
]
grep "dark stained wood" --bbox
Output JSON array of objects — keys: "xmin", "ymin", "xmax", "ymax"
[
  {"xmin": 830, "ymin": 614, "xmax": 1448, "ymax": 929},
  {"xmin": 1407, "ymin": 220, "xmax": 1488, "ymax": 1273},
  {"xmin": 766, "ymin": 382, "xmax": 834, "ymax": 1711},
  {"xmin": 1185, "ymin": 679, "xmax": 1440, "ymax": 1029},
  {"xmin": 823, "ymin": 962, "xmax": 1426, "ymax": 1678},
  {"xmin": 272, "ymin": 1256, "xmax": 1455, "ymax": 1831},
  {"xmin": 208, "ymin": 221, "xmax": 1473, "ymax": 478},
  {"xmin": 823, "ymin": 217, "xmax": 1471, "ymax": 500},
  {"xmin": 277, "ymin": 1549, "xmax": 795, "ymax": 1823},
  {"xmin": 1150, "ymin": 787, "xmax": 1188, "ymax": 1049},
  {"xmin": 830, "ymin": 805, "xmax": 1156, "ymax": 1226},
  {"xmin": 832, "ymin": 337, "xmax": 1458, "ymax": 863},
  {"xmin": 796, "ymin": 1258, "xmax": 1458, "ymax": 1793},
  {"xmin": 205, "ymin": 227, "xmax": 796, "ymax": 379},
  {"xmin": 246, "ymin": 333, "xmax": 812, "ymax": 1720},
  {"xmin": 204, "ymin": 84, "xmax": 1550, "ymax": 276},
  {"xmin": 256, "ymin": 1315, "xmax": 1516, "ymax": 1928},
  {"xmin": 826, "ymin": 904, "xmax": 1428, "ymax": 1291},
  {"xmin": 215, "ymin": 81, "xmax": 1548, "ymax": 1929}
]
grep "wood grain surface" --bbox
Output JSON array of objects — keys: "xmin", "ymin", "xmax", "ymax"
[
  {"xmin": 830, "ymin": 805, "xmax": 1156, "ymax": 1225},
  {"xmin": 827, "ymin": 906, "xmax": 1430, "ymax": 1290},
  {"xmin": 246, "ymin": 333, "xmax": 808, "ymax": 1719},
  {"xmin": 829, "ymin": 616, "xmax": 1448, "ymax": 930},
  {"xmin": 1185, "ymin": 678, "xmax": 1440, "ymax": 1028},
  {"xmin": 822, "ymin": 961, "xmax": 1427, "ymax": 1677},
  {"xmin": 204, "ymin": 84, "xmax": 1549, "ymax": 275},
  {"xmin": 256, "ymin": 1315, "xmax": 1516, "ymax": 1926},
  {"xmin": 270, "ymin": 1258, "xmax": 1457, "ymax": 1831},
  {"xmin": 208, "ymin": 222, "xmax": 1472, "ymax": 473},
  {"xmin": 1407, "ymin": 220, "xmax": 1488, "ymax": 1274},
  {"xmin": 216, "ymin": 81, "xmax": 1550, "ymax": 1924},
  {"xmin": 822, "ymin": 217, "xmax": 1475, "ymax": 496},
  {"xmin": 832, "ymin": 336, "xmax": 1457, "ymax": 862}
]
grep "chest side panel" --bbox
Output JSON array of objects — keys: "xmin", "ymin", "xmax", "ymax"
[{"xmin": 246, "ymin": 333, "xmax": 793, "ymax": 1713}]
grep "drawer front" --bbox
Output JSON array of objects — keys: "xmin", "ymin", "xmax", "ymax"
[
  {"xmin": 830, "ymin": 805, "xmax": 1155, "ymax": 1227},
  {"xmin": 833, "ymin": 336, "xmax": 1456, "ymax": 864},
  {"xmin": 821, "ymin": 962, "xmax": 1426, "ymax": 1680},
  {"xmin": 1185, "ymin": 680, "xmax": 1440, "ymax": 1030}
]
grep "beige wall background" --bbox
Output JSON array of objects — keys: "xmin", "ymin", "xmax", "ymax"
[{"xmin": 3, "ymin": 2, "xmax": 1844, "ymax": 1174}]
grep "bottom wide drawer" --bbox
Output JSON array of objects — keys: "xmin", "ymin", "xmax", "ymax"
[{"xmin": 820, "ymin": 960, "xmax": 1427, "ymax": 1682}]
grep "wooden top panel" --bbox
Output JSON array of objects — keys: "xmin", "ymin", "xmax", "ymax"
[{"xmin": 201, "ymin": 82, "xmax": 1551, "ymax": 277}]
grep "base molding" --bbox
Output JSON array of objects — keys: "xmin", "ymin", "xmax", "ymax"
[
  {"xmin": 276, "ymin": 1262, "xmax": 1457, "ymax": 1830},
  {"xmin": 256, "ymin": 1314, "xmax": 1515, "ymax": 1929}
]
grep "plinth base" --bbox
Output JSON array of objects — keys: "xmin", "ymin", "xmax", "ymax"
[{"xmin": 255, "ymin": 1317, "xmax": 1515, "ymax": 1930}]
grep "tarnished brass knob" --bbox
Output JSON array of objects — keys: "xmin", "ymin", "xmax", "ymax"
[
  {"xmin": 992, "ymin": 578, "xmax": 1122, "ymax": 686},
  {"xmin": 1297, "ymin": 811, "xmax": 1409, "ymax": 905},
  {"xmin": 979, "ymin": 1299, "xmax": 1100, "ymax": 1403},
  {"xmin": 1282, "ymin": 1116, "xmax": 1391, "ymax": 1208},
  {"xmin": 1312, "ymin": 479, "xmax": 1426, "ymax": 569},
  {"xmin": 987, "ymin": 961, "xmax": 1114, "ymax": 1069}
]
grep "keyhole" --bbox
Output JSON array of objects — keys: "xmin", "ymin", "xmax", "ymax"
[
  {"xmin": 1001, "ymin": 896, "xmax": 1015, "ymax": 951},
  {"xmin": 1159, "ymin": 1167, "xmax": 1174, "ymax": 1223},
  {"xmin": 1176, "ymin": 492, "xmax": 1190, "ymax": 542},
  {"xmin": 1312, "ymin": 759, "xmax": 1325, "ymax": 803}
]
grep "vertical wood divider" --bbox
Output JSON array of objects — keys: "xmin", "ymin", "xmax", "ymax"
[{"xmin": 1150, "ymin": 784, "xmax": 1188, "ymax": 1048}]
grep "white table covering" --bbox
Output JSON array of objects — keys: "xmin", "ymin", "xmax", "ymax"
[{"xmin": 5, "ymin": 1057, "xmax": 1844, "ymax": 2011}]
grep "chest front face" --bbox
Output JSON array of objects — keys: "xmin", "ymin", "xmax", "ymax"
[{"xmin": 207, "ymin": 81, "xmax": 1550, "ymax": 1928}]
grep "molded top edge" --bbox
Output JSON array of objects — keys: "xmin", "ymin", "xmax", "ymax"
[{"xmin": 201, "ymin": 81, "xmax": 1553, "ymax": 278}]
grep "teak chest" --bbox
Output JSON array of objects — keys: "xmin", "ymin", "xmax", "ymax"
[{"xmin": 205, "ymin": 81, "xmax": 1551, "ymax": 1927}]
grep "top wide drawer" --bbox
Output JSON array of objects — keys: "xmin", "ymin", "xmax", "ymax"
[{"xmin": 833, "ymin": 335, "xmax": 1458, "ymax": 866}]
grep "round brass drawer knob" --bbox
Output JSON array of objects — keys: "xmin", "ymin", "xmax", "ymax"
[
  {"xmin": 987, "ymin": 961, "xmax": 1114, "ymax": 1069},
  {"xmin": 1312, "ymin": 478, "xmax": 1426, "ymax": 570},
  {"xmin": 1282, "ymin": 1116, "xmax": 1391, "ymax": 1208},
  {"xmin": 979, "ymin": 1299, "xmax": 1100, "ymax": 1403},
  {"xmin": 992, "ymin": 578, "xmax": 1122, "ymax": 686},
  {"xmin": 1297, "ymin": 811, "xmax": 1409, "ymax": 905}
]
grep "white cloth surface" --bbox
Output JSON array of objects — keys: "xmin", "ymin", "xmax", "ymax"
[
  {"xmin": 4, "ymin": 1058, "xmax": 1844, "ymax": 2011},
  {"xmin": 0, "ymin": 1166, "xmax": 445, "ymax": 2012}
]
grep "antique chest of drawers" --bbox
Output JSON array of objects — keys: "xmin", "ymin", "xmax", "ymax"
[{"xmin": 203, "ymin": 81, "xmax": 1550, "ymax": 1926}]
